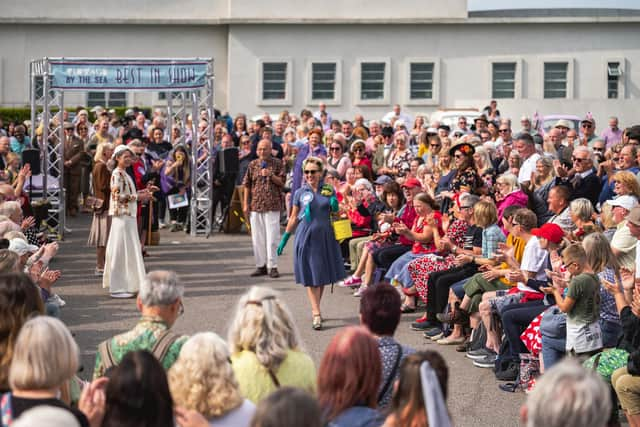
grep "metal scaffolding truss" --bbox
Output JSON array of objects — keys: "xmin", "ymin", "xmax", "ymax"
[
  {"xmin": 29, "ymin": 57, "xmax": 215, "ymax": 239},
  {"xmin": 30, "ymin": 58, "xmax": 66, "ymax": 239}
]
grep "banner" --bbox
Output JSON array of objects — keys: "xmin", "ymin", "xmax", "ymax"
[{"xmin": 49, "ymin": 60, "xmax": 209, "ymax": 90}]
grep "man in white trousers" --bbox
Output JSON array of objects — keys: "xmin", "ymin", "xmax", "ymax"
[{"xmin": 242, "ymin": 139, "xmax": 286, "ymax": 278}]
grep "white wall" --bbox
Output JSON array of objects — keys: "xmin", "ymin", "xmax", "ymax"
[
  {"xmin": 227, "ymin": 22, "xmax": 639, "ymax": 127},
  {"xmin": 0, "ymin": 24, "xmax": 228, "ymax": 109}
]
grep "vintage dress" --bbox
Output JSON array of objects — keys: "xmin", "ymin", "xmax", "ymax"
[{"xmin": 102, "ymin": 167, "xmax": 146, "ymax": 294}]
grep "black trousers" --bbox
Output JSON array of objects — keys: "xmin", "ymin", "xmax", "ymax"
[
  {"xmin": 426, "ymin": 263, "xmax": 478, "ymax": 321},
  {"xmin": 372, "ymin": 244, "xmax": 411, "ymax": 269}
]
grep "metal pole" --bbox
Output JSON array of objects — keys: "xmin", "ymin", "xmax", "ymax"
[
  {"xmin": 167, "ymin": 92, "xmax": 173, "ymax": 144},
  {"xmin": 190, "ymin": 92, "xmax": 199, "ymax": 237},
  {"xmin": 29, "ymin": 62, "xmax": 36, "ymax": 140}
]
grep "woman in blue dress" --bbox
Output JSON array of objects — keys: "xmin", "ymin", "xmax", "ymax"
[{"xmin": 278, "ymin": 156, "xmax": 346, "ymax": 330}]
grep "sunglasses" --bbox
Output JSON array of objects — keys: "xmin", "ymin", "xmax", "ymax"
[
  {"xmin": 304, "ymin": 169, "xmax": 319, "ymax": 175},
  {"xmin": 593, "ymin": 147, "xmax": 604, "ymax": 152},
  {"xmin": 572, "ymin": 157, "xmax": 586, "ymax": 163},
  {"xmin": 498, "ymin": 129, "xmax": 510, "ymax": 133},
  {"xmin": 330, "ymin": 147, "xmax": 342, "ymax": 151},
  {"xmin": 353, "ymin": 148, "xmax": 364, "ymax": 152},
  {"xmin": 430, "ymin": 144, "xmax": 441, "ymax": 148},
  {"xmin": 454, "ymin": 154, "xmax": 464, "ymax": 159},
  {"xmin": 613, "ymin": 157, "xmax": 620, "ymax": 162},
  {"xmin": 459, "ymin": 205, "xmax": 473, "ymax": 210},
  {"xmin": 582, "ymin": 124, "xmax": 593, "ymax": 129}
]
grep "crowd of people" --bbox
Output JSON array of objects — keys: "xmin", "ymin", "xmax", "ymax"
[{"xmin": 1, "ymin": 99, "xmax": 640, "ymax": 426}]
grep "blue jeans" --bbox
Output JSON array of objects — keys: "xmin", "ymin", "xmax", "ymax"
[
  {"xmin": 600, "ymin": 319, "xmax": 623, "ymax": 348},
  {"xmin": 541, "ymin": 334, "xmax": 566, "ymax": 370},
  {"xmin": 451, "ymin": 279, "xmax": 468, "ymax": 299}
]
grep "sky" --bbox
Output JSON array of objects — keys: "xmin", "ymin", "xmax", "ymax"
[{"xmin": 468, "ymin": 0, "xmax": 640, "ymax": 10}]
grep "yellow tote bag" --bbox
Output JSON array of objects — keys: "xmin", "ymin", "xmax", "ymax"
[{"xmin": 333, "ymin": 219, "xmax": 353, "ymax": 242}]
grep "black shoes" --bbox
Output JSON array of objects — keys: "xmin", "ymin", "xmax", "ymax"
[
  {"xmin": 250, "ymin": 266, "xmax": 268, "ymax": 277},
  {"xmin": 269, "ymin": 268, "xmax": 280, "ymax": 278}
]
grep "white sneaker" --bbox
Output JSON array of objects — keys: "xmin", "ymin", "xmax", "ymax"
[
  {"xmin": 47, "ymin": 294, "xmax": 66, "ymax": 307},
  {"xmin": 353, "ymin": 286, "xmax": 367, "ymax": 297},
  {"xmin": 110, "ymin": 292, "xmax": 135, "ymax": 299}
]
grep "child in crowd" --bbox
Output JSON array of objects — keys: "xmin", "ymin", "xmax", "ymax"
[{"xmin": 542, "ymin": 243, "xmax": 602, "ymax": 359}]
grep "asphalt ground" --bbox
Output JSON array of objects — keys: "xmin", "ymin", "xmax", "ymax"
[{"xmin": 54, "ymin": 214, "xmax": 524, "ymax": 427}]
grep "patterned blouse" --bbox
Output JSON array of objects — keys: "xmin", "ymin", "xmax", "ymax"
[
  {"xmin": 109, "ymin": 168, "xmax": 138, "ymax": 217},
  {"xmin": 385, "ymin": 149, "xmax": 413, "ymax": 177},
  {"xmin": 450, "ymin": 167, "xmax": 480, "ymax": 194}
]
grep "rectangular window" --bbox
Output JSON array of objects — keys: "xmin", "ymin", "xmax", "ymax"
[
  {"xmin": 608, "ymin": 62, "xmax": 621, "ymax": 99},
  {"xmin": 108, "ymin": 92, "xmax": 127, "ymax": 107},
  {"xmin": 544, "ymin": 62, "xmax": 568, "ymax": 98},
  {"xmin": 87, "ymin": 92, "xmax": 126, "ymax": 107},
  {"xmin": 262, "ymin": 62, "xmax": 287, "ymax": 100},
  {"xmin": 409, "ymin": 62, "xmax": 434, "ymax": 100},
  {"xmin": 492, "ymin": 62, "xmax": 516, "ymax": 99},
  {"xmin": 311, "ymin": 63, "xmax": 337, "ymax": 100},
  {"xmin": 87, "ymin": 92, "xmax": 106, "ymax": 107},
  {"xmin": 360, "ymin": 62, "xmax": 386, "ymax": 100}
]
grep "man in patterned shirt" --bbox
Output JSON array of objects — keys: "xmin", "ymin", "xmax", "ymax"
[
  {"xmin": 243, "ymin": 139, "xmax": 286, "ymax": 278},
  {"xmin": 93, "ymin": 270, "xmax": 187, "ymax": 378}
]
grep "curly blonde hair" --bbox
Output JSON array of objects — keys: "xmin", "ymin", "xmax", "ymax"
[
  {"xmin": 228, "ymin": 286, "xmax": 301, "ymax": 370},
  {"xmin": 168, "ymin": 332, "xmax": 243, "ymax": 418}
]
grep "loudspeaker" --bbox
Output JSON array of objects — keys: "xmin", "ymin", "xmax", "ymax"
[{"xmin": 21, "ymin": 149, "xmax": 41, "ymax": 176}]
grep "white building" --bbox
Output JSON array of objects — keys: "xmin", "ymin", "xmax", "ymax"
[{"xmin": 1, "ymin": 0, "xmax": 639, "ymax": 126}]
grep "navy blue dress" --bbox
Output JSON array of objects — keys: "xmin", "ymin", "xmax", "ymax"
[{"xmin": 292, "ymin": 183, "xmax": 346, "ymax": 287}]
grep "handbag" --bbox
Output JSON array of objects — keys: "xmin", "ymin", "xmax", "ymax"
[
  {"xmin": 332, "ymin": 218, "xmax": 353, "ymax": 242},
  {"xmin": 539, "ymin": 306, "xmax": 566, "ymax": 339}
]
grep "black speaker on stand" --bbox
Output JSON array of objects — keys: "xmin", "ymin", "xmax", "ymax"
[{"xmin": 21, "ymin": 149, "xmax": 41, "ymax": 200}]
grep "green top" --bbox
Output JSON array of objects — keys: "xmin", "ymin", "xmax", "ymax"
[
  {"xmin": 93, "ymin": 315, "xmax": 187, "ymax": 379},
  {"xmin": 566, "ymin": 272, "xmax": 601, "ymax": 324},
  {"xmin": 231, "ymin": 349, "xmax": 317, "ymax": 403}
]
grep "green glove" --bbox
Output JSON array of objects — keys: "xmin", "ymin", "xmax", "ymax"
[
  {"xmin": 330, "ymin": 195, "xmax": 339, "ymax": 213},
  {"xmin": 277, "ymin": 232, "xmax": 291, "ymax": 256}
]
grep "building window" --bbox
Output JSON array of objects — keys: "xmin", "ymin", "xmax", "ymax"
[
  {"xmin": 543, "ymin": 62, "xmax": 568, "ymax": 98},
  {"xmin": 311, "ymin": 63, "xmax": 337, "ymax": 101},
  {"xmin": 492, "ymin": 62, "xmax": 516, "ymax": 99},
  {"xmin": 409, "ymin": 62, "xmax": 434, "ymax": 100},
  {"xmin": 262, "ymin": 62, "xmax": 288, "ymax": 100},
  {"xmin": 608, "ymin": 62, "xmax": 621, "ymax": 99},
  {"xmin": 87, "ymin": 92, "xmax": 126, "ymax": 107},
  {"xmin": 360, "ymin": 62, "xmax": 386, "ymax": 100}
]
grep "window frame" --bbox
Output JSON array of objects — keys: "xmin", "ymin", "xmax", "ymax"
[
  {"xmin": 356, "ymin": 58, "xmax": 391, "ymax": 106},
  {"xmin": 257, "ymin": 58, "xmax": 293, "ymax": 106},
  {"xmin": 605, "ymin": 57, "xmax": 626, "ymax": 99},
  {"xmin": 541, "ymin": 58, "xmax": 574, "ymax": 99},
  {"xmin": 306, "ymin": 59, "xmax": 342, "ymax": 106},
  {"xmin": 404, "ymin": 58, "xmax": 440, "ymax": 106},
  {"xmin": 86, "ymin": 91, "xmax": 129, "ymax": 108},
  {"xmin": 489, "ymin": 58, "xmax": 522, "ymax": 100}
]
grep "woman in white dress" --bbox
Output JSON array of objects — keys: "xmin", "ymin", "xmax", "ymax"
[{"xmin": 103, "ymin": 145, "xmax": 156, "ymax": 298}]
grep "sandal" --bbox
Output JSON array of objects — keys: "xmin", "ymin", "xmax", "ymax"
[
  {"xmin": 400, "ymin": 304, "xmax": 416, "ymax": 313},
  {"xmin": 312, "ymin": 315, "xmax": 323, "ymax": 331}
]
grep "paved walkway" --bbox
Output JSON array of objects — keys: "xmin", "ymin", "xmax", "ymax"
[{"xmin": 54, "ymin": 214, "xmax": 524, "ymax": 427}]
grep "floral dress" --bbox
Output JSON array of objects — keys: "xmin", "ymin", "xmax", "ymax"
[
  {"xmin": 408, "ymin": 219, "xmax": 469, "ymax": 304},
  {"xmin": 450, "ymin": 167, "xmax": 480, "ymax": 194},
  {"xmin": 385, "ymin": 149, "xmax": 413, "ymax": 177}
]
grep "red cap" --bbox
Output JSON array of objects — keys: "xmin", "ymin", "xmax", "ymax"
[
  {"xmin": 401, "ymin": 178, "xmax": 423, "ymax": 189},
  {"xmin": 531, "ymin": 223, "xmax": 564, "ymax": 244}
]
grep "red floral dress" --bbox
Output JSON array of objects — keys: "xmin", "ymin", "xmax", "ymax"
[{"xmin": 408, "ymin": 219, "xmax": 469, "ymax": 304}]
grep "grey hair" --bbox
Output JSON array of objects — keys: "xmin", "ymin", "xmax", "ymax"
[
  {"xmin": 569, "ymin": 198, "xmax": 595, "ymax": 222},
  {"xmin": 496, "ymin": 173, "xmax": 520, "ymax": 193},
  {"xmin": 461, "ymin": 193, "xmax": 480, "ymax": 206},
  {"xmin": 573, "ymin": 145, "xmax": 595, "ymax": 163},
  {"xmin": 354, "ymin": 178, "xmax": 373, "ymax": 192},
  {"xmin": 0, "ymin": 201, "xmax": 21, "ymax": 219},
  {"xmin": 525, "ymin": 359, "xmax": 610, "ymax": 427},
  {"xmin": 227, "ymin": 286, "xmax": 301, "ymax": 370},
  {"xmin": 139, "ymin": 270, "xmax": 184, "ymax": 306}
]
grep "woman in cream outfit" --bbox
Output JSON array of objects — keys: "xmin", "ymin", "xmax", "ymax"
[{"xmin": 103, "ymin": 145, "xmax": 155, "ymax": 298}]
